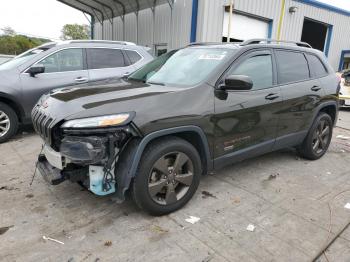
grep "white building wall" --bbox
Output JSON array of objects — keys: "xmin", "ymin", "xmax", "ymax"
[
  {"xmin": 171, "ymin": 0, "xmax": 193, "ymax": 49},
  {"xmin": 114, "ymin": 17, "xmax": 124, "ymax": 40},
  {"xmin": 154, "ymin": 4, "xmax": 172, "ymax": 45},
  {"xmin": 93, "ymin": 0, "xmax": 193, "ymax": 53},
  {"xmin": 197, "ymin": 0, "xmax": 350, "ymax": 70},
  {"xmin": 124, "ymin": 13, "xmax": 138, "ymax": 43},
  {"xmin": 92, "ymin": 0, "xmax": 350, "ymax": 69},
  {"xmin": 282, "ymin": 0, "xmax": 350, "ymax": 70},
  {"xmin": 138, "ymin": 9, "xmax": 154, "ymax": 47}
]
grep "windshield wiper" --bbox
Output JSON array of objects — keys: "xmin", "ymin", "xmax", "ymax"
[{"xmin": 147, "ymin": 81, "xmax": 165, "ymax": 86}]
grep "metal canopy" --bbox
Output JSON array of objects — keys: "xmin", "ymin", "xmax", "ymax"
[{"xmin": 58, "ymin": 0, "xmax": 173, "ymax": 22}]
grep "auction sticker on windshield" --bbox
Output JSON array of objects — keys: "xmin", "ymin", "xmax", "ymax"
[{"xmin": 198, "ymin": 52, "xmax": 227, "ymax": 60}]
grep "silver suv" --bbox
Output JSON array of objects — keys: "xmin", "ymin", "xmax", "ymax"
[{"xmin": 0, "ymin": 40, "xmax": 153, "ymax": 142}]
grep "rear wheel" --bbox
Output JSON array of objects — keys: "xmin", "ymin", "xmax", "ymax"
[
  {"xmin": 298, "ymin": 112, "xmax": 333, "ymax": 160},
  {"xmin": 0, "ymin": 102, "xmax": 18, "ymax": 143},
  {"xmin": 132, "ymin": 137, "xmax": 202, "ymax": 216}
]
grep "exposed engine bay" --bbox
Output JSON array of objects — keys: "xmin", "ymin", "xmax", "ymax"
[{"xmin": 37, "ymin": 124, "xmax": 139, "ymax": 197}]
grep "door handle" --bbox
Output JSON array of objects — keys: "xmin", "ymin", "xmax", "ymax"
[
  {"xmin": 265, "ymin": 93, "xmax": 280, "ymax": 100},
  {"xmin": 311, "ymin": 85, "xmax": 321, "ymax": 91},
  {"xmin": 123, "ymin": 72, "xmax": 131, "ymax": 77},
  {"xmin": 75, "ymin": 77, "xmax": 88, "ymax": 83}
]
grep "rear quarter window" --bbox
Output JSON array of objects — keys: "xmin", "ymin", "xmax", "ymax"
[
  {"xmin": 125, "ymin": 50, "xmax": 142, "ymax": 65},
  {"xmin": 276, "ymin": 50, "xmax": 310, "ymax": 84},
  {"xmin": 306, "ymin": 54, "xmax": 328, "ymax": 78}
]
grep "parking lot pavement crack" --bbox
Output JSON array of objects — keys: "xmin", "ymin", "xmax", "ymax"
[{"xmin": 207, "ymin": 173, "xmax": 343, "ymax": 259}]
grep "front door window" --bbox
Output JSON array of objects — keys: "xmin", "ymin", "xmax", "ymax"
[{"xmin": 40, "ymin": 48, "xmax": 84, "ymax": 73}]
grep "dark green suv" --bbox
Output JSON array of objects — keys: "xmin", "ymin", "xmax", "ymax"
[{"xmin": 33, "ymin": 39, "xmax": 340, "ymax": 215}]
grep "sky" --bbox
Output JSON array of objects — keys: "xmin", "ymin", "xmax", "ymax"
[
  {"xmin": 0, "ymin": 0, "xmax": 88, "ymax": 40},
  {"xmin": 317, "ymin": 0, "xmax": 350, "ymax": 11},
  {"xmin": 0, "ymin": 0, "xmax": 350, "ymax": 40}
]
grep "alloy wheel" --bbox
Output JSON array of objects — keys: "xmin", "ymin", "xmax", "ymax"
[
  {"xmin": 0, "ymin": 111, "xmax": 10, "ymax": 138},
  {"xmin": 312, "ymin": 119, "xmax": 330, "ymax": 154},
  {"xmin": 148, "ymin": 151, "xmax": 194, "ymax": 205}
]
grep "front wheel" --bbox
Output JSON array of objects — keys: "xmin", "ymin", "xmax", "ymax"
[
  {"xmin": 0, "ymin": 102, "xmax": 18, "ymax": 143},
  {"xmin": 298, "ymin": 112, "xmax": 333, "ymax": 160},
  {"xmin": 132, "ymin": 137, "xmax": 202, "ymax": 216}
]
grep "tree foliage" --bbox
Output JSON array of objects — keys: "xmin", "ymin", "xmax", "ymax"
[
  {"xmin": 2, "ymin": 26, "xmax": 16, "ymax": 36},
  {"xmin": 0, "ymin": 27, "xmax": 50, "ymax": 55},
  {"xmin": 61, "ymin": 24, "xmax": 90, "ymax": 40}
]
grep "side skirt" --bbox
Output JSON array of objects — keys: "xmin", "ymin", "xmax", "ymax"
[
  {"xmin": 272, "ymin": 130, "xmax": 308, "ymax": 151},
  {"xmin": 213, "ymin": 130, "xmax": 308, "ymax": 170},
  {"xmin": 214, "ymin": 139, "xmax": 274, "ymax": 170}
]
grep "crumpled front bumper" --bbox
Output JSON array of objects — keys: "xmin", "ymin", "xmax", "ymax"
[
  {"xmin": 36, "ymin": 123, "xmax": 141, "ymax": 199},
  {"xmin": 37, "ymin": 155, "xmax": 65, "ymax": 185},
  {"xmin": 37, "ymin": 154, "xmax": 88, "ymax": 185}
]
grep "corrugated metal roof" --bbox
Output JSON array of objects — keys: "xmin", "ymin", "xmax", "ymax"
[{"xmin": 58, "ymin": 0, "xmax": 172, "ymax": 21}]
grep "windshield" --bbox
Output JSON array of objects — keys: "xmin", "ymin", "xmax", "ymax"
[
  {"xmin": 129, "ymin": 47, "xmax": 235, "ymax": 87},
  {"xmin": 0, "ymin": 48, "xmax": 45, "ymax": 70}
]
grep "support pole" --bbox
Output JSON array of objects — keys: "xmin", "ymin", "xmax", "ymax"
[
  {"xmin": 190, "ymin": 0, "xmax": 198, "ymax": 43},
  {"xmin": 167, "ymin": 0, "xmax": 174, "ymax": 49},
  {"xmin": 135, "ymin": 0, "xmax": 140, "ymax": 44},
  {"xmin": 277, "ymin": 0, "xmax": 286, "ymax": 41},
  {"xmin": 227, "ymin": 0, "xmax": 233, "ymax": 42},
  {"xmin": 122, "ymin": 16, "xmax": 125, "ymax": 41},
  {"xmin": 152, "ymin": 7, "xmax": 156, "ymax": 53},
  {"xmin": 136, "ymin": 12, "xmax": 139, "ymax": 44}
]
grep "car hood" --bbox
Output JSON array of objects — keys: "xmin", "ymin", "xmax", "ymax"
[{"xmin": 37, "ymin": 77, "xmax": 206, "ymax": 130}]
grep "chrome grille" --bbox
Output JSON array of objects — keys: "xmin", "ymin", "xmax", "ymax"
[{"xmin": 31, "ymin": 105, "xmax": 54, "ymax": 144}]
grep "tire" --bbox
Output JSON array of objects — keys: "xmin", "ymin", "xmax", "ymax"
[
  {"xmin": 298, "ymin": 112, "xmax": 333, "ymax": 160},
  {"xmin": 0, "ymin": 102, "xmax": 18, "ymax": 143},
  {"xmin": 132, "ymin": 136, "xmax": 202, "ymax": 216}
]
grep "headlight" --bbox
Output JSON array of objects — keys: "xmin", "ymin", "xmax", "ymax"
[{"xmin": 61, "ymin": 113, "xmax": 133, "ymax": 128}]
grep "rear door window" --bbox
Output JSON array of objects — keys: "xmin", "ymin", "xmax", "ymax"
[
  {"xmin": 87, "ymin": 48, "xmax": 126, "ymax": 69},
  {"xmin": 125, "ymin": 50, "xmax": 142, "ymax": 65},
  {"xmin": 276, "ymin": 50, "xmax": 310, "ymax": 84},
  {"xmin": 306, "ymin": 54, "xmax": 328, "ymax": 78}
]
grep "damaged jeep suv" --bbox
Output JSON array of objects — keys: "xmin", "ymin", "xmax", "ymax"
[{"xmin": 34, "ymin": 39, "xmax": 339, "ymax": 215}]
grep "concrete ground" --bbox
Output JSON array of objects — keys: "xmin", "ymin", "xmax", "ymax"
[{"xmin": 1, "ymin": 110, "xmax": 350, "ymax": 262}]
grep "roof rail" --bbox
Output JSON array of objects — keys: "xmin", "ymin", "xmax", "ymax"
[
  {"xmin": 65, "ymin": 40, "xmax": 136, "ymax": 46},
  {"xmin": 240, "ymin": 38, "xmax": 312, "ymax": 48},
  {"xmin": 188, "ymin": 42, "xmax": 225, "ymax": 46}
]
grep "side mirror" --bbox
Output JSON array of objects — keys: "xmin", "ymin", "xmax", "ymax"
[
  {"xmin": 220, "ymin": 75, "xmax": 253, "ymax": 91},
  {"xmin": 28, "ymin": 64, "xmax": 45, "ymax": 77}
]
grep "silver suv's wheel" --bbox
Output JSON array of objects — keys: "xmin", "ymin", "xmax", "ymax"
[
  {"xmin": 0, "ymin": 103, "xmax": 19, "ymax": 143},
  {"xmin": 0, "ymin": 111, "xmax": 10, "ymax": 138}
]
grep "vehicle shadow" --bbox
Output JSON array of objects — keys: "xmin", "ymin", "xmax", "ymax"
[
  {"xmin": 340, "ymin": 107, "xmax": 350, "ymax": 112},
  {"xmin": 11, "ymin": 124, "xmax": 36, "ymax": 141}
]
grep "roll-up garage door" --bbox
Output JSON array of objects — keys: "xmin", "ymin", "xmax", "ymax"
[{"xmin": 223, "ymin": 12, "xmax": 269, "ymax": 42}]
